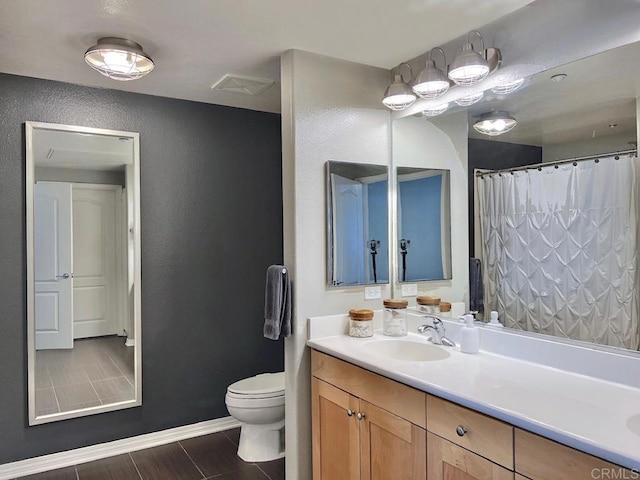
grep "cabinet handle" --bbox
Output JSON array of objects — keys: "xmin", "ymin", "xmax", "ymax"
[
  {"xmin": 347, "ymin": 409, "xmax": 354, "ymax": 417},
  {"xmin": 456, "ymin": 425, "xmax": 468, "ymax": 437},
  {"xmin": 356, "ymin": 412, "xmax": 365, "ymax": 420}
]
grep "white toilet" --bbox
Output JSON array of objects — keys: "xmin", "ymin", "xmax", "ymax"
[{"xmin": 225, "ymin": 372, "xmax": 285, "ymax": 462}]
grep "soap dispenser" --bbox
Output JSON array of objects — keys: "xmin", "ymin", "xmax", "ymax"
[
  {"xmin": 487, "ymin": 310, "xmax": 504, "ymax": 328},
  {"xmin": 460, "ymin": 314, "xmax": 480, "ymax": 354}
]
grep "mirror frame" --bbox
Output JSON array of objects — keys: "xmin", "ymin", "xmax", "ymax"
[{"xmin": 26, "ymin": 121, "xmax": 142, "ymax": 425}]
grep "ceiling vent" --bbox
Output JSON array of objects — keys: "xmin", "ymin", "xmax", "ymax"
[{"xmin": 211, "ymin": 74, "xmax": 274, "ymax": 95}]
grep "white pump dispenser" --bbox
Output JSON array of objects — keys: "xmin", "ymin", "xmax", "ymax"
[
  {"xmin": 487, "ymin": 310, "xmax": 504, "ymax": 328},
  {"xmin": 460, "ymin": 314, "xmax": 480, "ymax": 354}
]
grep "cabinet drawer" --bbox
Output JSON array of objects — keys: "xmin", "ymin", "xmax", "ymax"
[
  {"xmin": 427, "ymin": 395, "xmax": 514, "ymax": 470},
  {"xmin": 311, "ymin": 350, "xmax": 426, "ymax": 428},
  {"xmin": 515, "ymin": 429, "xmax": 634, "ymax": 480}
]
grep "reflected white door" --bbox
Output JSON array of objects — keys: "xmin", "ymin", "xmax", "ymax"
[
  {"xmin": 72, "ymin": 185, "xmax": 120, "ymax": 339},
  {"xmin": 331, "ymin": 173, "xmax": 364, "ymax": 285},
  {"xmin": 34, "ymin": 182, "xmax": 73, "ymax": 350}
]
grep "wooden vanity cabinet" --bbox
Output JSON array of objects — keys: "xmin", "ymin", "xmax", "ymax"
[
  {"xmin": 514, "ymin": 429, "xmax": 636, "ymax": 480},
  {"xmin": 311, "ymin": 350, "xmax": 427, "ymax": 480}
]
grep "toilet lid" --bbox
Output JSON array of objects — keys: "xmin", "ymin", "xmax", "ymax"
[{"xmin": 228, "ymin": 372, "xmax": 285, "ymax": 396}]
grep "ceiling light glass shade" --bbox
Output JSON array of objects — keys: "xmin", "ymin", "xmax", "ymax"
[
  {"xmin": 85, "ymin": 37, "xmax": 154, "ymax": 81},
  {"xmin": 491, "ymin": 78, "xmax": 525, "ymax": 95},
  {"xmin": 422, "ymin": 103, "xmax": 449, "ymax": 117},
  {"xmin": 454, "ymin": 91, "xmax": 484, "ymax": 106},
  {"xmin": 473, "ymin": 111, "xmax": 517, "ymax": 136},
  {"xmin": 382, "ymin": 74, "xmax": 417, "ymax": 110}
]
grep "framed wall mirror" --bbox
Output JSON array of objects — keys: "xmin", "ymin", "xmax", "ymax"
[
  {"xmin": 326, "ymin": 161, "xmax": 389, "ymax": 287},
  {"xmin": 26, "ymin": 121, "xmax": 142, "ymax": 425},
  {"xmin": 396, "ymin": 167, "xmax": 451, "ymax": 283}
]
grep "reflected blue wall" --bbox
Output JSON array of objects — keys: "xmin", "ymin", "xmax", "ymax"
[
  {"xmin": 399, "ymin": 175, "xmax": 443, "ymax": 281},
  {"xmin": 366, "ymin": 180, "xmax": 388, "ymax": 283}
]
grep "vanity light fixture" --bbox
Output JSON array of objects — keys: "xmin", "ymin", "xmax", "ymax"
[
  {"xmin": 473, "ymin": 111, "xmax": 517, "ymax": 136},
  {"xmin": 454, "ymin": 91, "xmax": 484, "ymax": 106},
  {"xmin": 382, "ymin": 64, "xmax": 416, "ymax": 111},
  {"xmin": 448, "ymin": 31, "xmax": 499, "ymax": 86},
  {"xmin": 491, "ymin": 78, "xmax": 525, "ymax": 95},
  {"xmin": 84, "ymin": 37, "xmax": 154, "ymax": 81},
  {"xmin": 422, "ymin": 103, "xmax": 449, "ymax": 118},
  {"xmin": 412, "ymin": 48, "xmax": 450, "ymax": 99}
]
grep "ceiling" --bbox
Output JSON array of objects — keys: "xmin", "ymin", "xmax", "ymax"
[
  {"xmin": 464, "ymin": 40, "xmax": 640, "ymax": 148},
  {"xmin": 0, "ymin": 0, "xmax": 532, "ymax": 114}
]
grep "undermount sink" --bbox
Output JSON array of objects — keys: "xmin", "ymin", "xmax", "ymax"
[
  {"xmin": 627, "ymin": 414, "xmax": 640, "ymax": 437},
  {"xmin": 363, "ymin": 339, "xmax": 450, "ymax": 362}
]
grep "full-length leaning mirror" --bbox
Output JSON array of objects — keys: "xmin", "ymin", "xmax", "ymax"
[
  {"xmin": 326, "ymin": 161, "xmax": 389, "ymax": 287},
  {"xmin": 396, "ymin": 167, "xmax": 451, "ymax": 283},
  {"xmin": 26, "ymin": 121, "xmax": 142, "ymax": 425}
]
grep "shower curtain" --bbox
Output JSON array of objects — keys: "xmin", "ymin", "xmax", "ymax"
[{"xmin": 477, "ymin": 154, "xmax": 639, "ymax": 350}]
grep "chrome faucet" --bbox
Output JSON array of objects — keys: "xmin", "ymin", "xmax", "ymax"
[{"xmin": 418, "ymin": 316, "xmax": 456, "ymax": 347}]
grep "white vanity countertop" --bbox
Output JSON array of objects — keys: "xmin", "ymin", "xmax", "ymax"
[{"xmin": 307, "ymin": 321, "xmax": 640, "ymax": 470}]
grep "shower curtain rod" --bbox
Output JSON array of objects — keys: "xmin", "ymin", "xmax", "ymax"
[{"xmin": 475, "ymin": 148, "xmax": 638, "ymax": 177}]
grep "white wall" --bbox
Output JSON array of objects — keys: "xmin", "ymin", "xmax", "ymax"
[
  {"xmin": 391, "ymin": 112, "xmax": 469, "ymax": 304},
  {"xmin": 543, "ymin": 132, "xmax": 636, "ymax": 162},
  {"xmin": 280, "ymin": 50, "xmax": 391, "ymax": 479}
]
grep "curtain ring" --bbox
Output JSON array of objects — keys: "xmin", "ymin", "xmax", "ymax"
[
  {"xmin": 554, "ymin": 165, "xmax": 559, "ymax": 169},
  {"xmin": 594, "ymin": 158, "xmax": 600, "ymax": 163},
  {"xmin": 572, "ymin": 161, "xmax": 578, "ymax": 166}
]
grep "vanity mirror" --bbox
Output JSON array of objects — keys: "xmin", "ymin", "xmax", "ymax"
[
  {"xmin": 326, "ymin": 161, "xmax": 389, "ymax": 287},
  {"xmin": 396, "ymin": 167, "xmax": 451, "ymax": 282},
  {"xmin": 26, "ymin": 121, "xmax": 142, "ymax": 425},
  {"xmin": 404, "ymin": 41, "xmax": 640, "ymax": 352}
]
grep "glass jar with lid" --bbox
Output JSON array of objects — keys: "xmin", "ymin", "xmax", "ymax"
[
  {"xmin": 348, "ymin": 309, "xmax": 374, "ymax": 338},
  {"xmin": 383, "ymin": 299, "xmax": 408, "ymax": 336},
  {"xmin": 439, "ymin": 301, "xmax": 452, "ymax": 318},
  {"xmin": 417, "ymin": 295, "xmax": 440, "ymax": 315}
]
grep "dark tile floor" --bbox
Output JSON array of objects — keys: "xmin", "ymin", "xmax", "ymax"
[{"xmin": 17, "ymin": 428, "xmax": 284, "ymax": 480}]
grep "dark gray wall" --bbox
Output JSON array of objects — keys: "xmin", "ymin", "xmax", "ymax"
[
  {"xmin": 0, "ymin": 73, "xmax": 284, "ymax": 464},
  {"xmin": 468, "ymin": 138, "xmax": 542, "ymax": 257}
]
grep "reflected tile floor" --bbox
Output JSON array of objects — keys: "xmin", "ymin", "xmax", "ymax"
[
  {"xmin": 35, "ymin": 336, "xmax": 135, "ymax": 416},
  {"xmin": 16, "ymin": 428, "xmax": 284, "ymax": 480}
]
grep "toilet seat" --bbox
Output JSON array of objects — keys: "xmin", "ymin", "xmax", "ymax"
[{"xmin": 227, "ymin": 372, "xmax": 284, "ymax": 399}]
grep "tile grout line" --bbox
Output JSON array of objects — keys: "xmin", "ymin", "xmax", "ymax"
[
  {"xmin": 254, "ymin": 463, "xmax": 273, "ymax": 480},
  {"xmin": 127, "ymin": 452, "xmax": 144, "ymax": 480},
  {"xmin": 177, "ymin": 441, "xmax": 207, "ymax": 479}
]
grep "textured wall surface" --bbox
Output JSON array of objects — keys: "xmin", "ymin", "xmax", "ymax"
[{"xmin": 0, "ymin": 73, "xmax": 283, "ymax": 464}]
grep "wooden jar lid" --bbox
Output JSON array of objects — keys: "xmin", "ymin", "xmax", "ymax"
[
  {"xmin": 417, "ymin": 295, "xmax": 440, "ymax": 306},
  {"xmin": 383, "ymin": 298, "xmax": 408, "ymax": 309},
  {"xmin": 349, "ymin": 309, "xmax": 374, "ymax": 321},
  {"xmin": 439, "ymin": 302, "xmax": 452, "ymax": 312}
]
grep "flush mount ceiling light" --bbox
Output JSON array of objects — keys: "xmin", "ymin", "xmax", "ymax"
[
  {"xmin": 382, "ymin": 63, "xmax": 416, "ymax": 111},
  {"xmin": 84, "ymin": 37, "xmax": 154, "ymax": 81},
  {"xmin": 473, "ymin": 111, "xmax": 517, "ymax": 136},
  {"xmin": 448, "ymin": 31, "xmax": 500, "ymax": 87},
  {"xmin": 454, "ymin": 91, "xmax": 484, "ymax": 106},
  {"xmin": 491, "ymin": 78, "xmax": 525, "ymax": 95},
  {"xmin": 422, "ymin": 103, "xmax": 449, "ymax": 118},
  {"xmin": 412, "ymin": 48, "xmax": 450, "ymax": 99}
]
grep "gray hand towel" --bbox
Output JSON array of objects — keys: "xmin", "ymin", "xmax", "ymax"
[
  {"xmin": 469, "ymin": 257, "xmax": 484, "ymax": 314},
  {"xmin": 263, "ymin": 265, "xmax": 292, "ymax": 340}
]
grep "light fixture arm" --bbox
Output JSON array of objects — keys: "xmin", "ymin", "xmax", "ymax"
[
  {"xmin": 427, "ymin": 47, "xmax": 447, "ymax": 70},
  {"xmin": 467, "ymin": 30, "xmax": 486, "ymax": 57},
  {"xmin": 395, "ymin": 63, "xmax": 414, "ymax": 83}
]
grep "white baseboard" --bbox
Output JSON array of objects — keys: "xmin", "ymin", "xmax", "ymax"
[
  {"xmin": 0, "ymin": 416, "xmax": 241, "ymax": 480},
  {"xmin": 125, "ymin": 338, "xmax": 135, "ymax": 347}
]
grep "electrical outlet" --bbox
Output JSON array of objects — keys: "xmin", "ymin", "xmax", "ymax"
[
  {"xmin": 364, "ymin": 286, "xmax": 381, "ymax": 300},
  {"xmin": 401, "ymin": 283, "xmax": 418, "ymax": 297}
]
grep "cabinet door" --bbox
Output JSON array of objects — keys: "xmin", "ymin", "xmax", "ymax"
[
  {"xmin": 312, "ymin": 377, "xmax": 360, "ymax": 480},
  {"xmin": 360, "ymin": 400, "xmax": 426, "ymax": 480},
  {"xmin": 427, "ymin": 432, "xmax": 514, "ymax": 480}
]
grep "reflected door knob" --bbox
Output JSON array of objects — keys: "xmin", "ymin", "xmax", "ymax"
[{"xmin": 56, "ymin": 273, "xmax": 70, "ymax": 279}]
